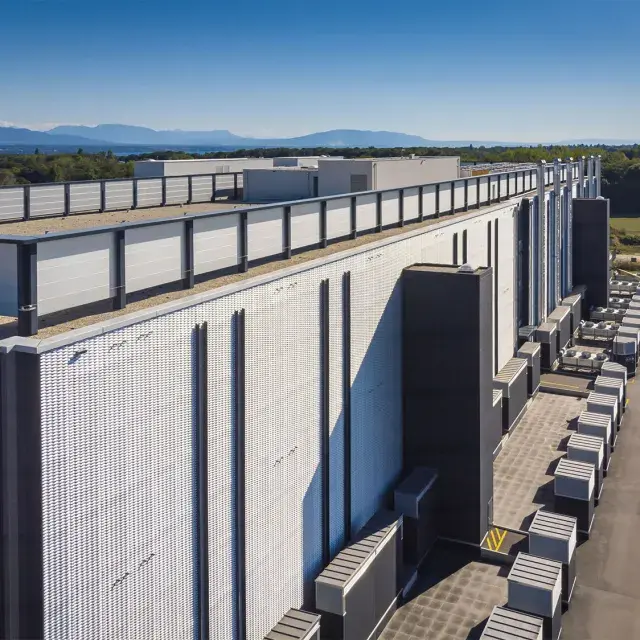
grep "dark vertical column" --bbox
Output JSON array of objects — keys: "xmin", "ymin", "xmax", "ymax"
[
  {"xmin": 212, "ymin": 174, "xmax": 217, "ymax": 202},
  {"xmin": 342, "ymin": 272, "xmax": 352, "ymax": 543},
  {"xmin": 1, "ymin": 350, "xmax": 43, "ymax": 640},
  {"xmin": 477, "ymin": 177, "xmax": 481, "ymax": 208},
  {"xmin": 452, "ymin": 233, "xmax": 459, "ymax": 265},
  {"xmin": 403, "ymin": 265, "xmax": 494, "ymax": 545},
  {"xmin": 435, "ymin": 184, "xmax": 440, "ymax": 218},
  {"xmin": 100, "ymin": 181, "xmax": 107, "ymax": 212},
  {"xmin": 464, "ymin": 179, "xmax": 469, "ymax": 211},
  {"xmin": 239, "ymin": 211, "xmax": 248, "ymax": 273},
  {"xmin": 161, "ymin": 177, "xmax": 167, "ymax": 207},
  {"xmin": 350, "ymin": 196, "xmax": 357, "ymax": 240},
  {"xmin": 114, "ymin": 229, "xmax": 126, "ymax": 310},
  {"xmin": 17, "ymin": 242, "xmax": 38, "ymax": 337},
  {"xmin": 462, "ymin": 229, "xmax": 468, "ymax": 264},
  {"xmin": 184, "ymin": 219, "xmax": 195, "ymax": 289},
  {"xmin": 283, "ymin": 205, "xmax": 292, "ymax": 260},
  {"xmin": 418, "ymin": 186, "xmax": 424, "ymax": 221},
  {"xmin": 188, "ymin": 176, "xmax": 193, "ymax": 204},
  {"xmin": 233, "ymin": 173, "xmax": 239, "ymax": 200},
  {"xmin": 234, "ymin": 310, "xmax": 247, "ymax": 640},
  {"xmin": 375, "ymin": 192, "xmax": 382, "ymax": 232},
  {"xmin": 494, "ymin": 219, "xmax": 499, "ymax": 374},
  {"xmin": 320, "ymin": 280, "xmax": 330, "ymax": 565},
  {"xmin": 23, "ymin": 185, "xmax": 31, "ymax": 221},
  {"xmin": 497, "ymin": 175, "xmax": 501, "ymax": 201},
  {"xmin": 132, "ymin": 179, "xmax": 139, "ymax": 209},
  {"xmin": 450, "ymin": 181, "xmax": 455, "ymax": 213},
  {"xmin": 572, "ymin": 198, "xmax": 610, "ymax": 308},
  {"xmin": 398, "ymin": 189, "xmax": 404, "ymax": 227},
  {"xmin": 194, "ymin": 323, "xmax": 209, "ymax": 640},
  {"xmin": 320, "ymin": 201, "xmax": 328, "ymax": 248},
  {"xmin": 518, "ymin": 200, "xmax": 531, "ymax": 328},
  {"xmin": 487, "ymin": 221, "xmax": 492, "ymax": 268},
  {"xmin": 63, "ymin": 183, "xmax": 71, "ymax": 216}
]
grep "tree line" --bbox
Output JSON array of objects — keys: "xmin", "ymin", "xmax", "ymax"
[{"xmin": 2, "ymin": 145, "xmax": 640, "ymax": 214}]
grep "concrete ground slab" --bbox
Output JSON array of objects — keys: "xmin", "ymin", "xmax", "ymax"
[
  {"xmin": 379, "ymin": 543, "xmax": 507, "ymax": 640},
  {"xmin": 493, "ymin": 392, "xmax": 586, "ymax": 531}
]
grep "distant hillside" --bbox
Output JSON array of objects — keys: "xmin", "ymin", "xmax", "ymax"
[{"xmin": 0, "ymin": 126, "xmax": 105, "ymax": 146}]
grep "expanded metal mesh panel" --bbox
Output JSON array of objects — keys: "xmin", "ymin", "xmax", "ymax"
[
  {"xmin": 69, "ymin": 183, "xmax": 101, "ymax": 213},
  {"xmin": 165, "ymin": 177, "xmax": 189, "ymax": 204},
  {"xmin": 136, "ymin": 179, "xmax": 163, "ymax": 208},
  {"xmin": 349, "ymin": 247, "xmax": 403, "ymax": 534},
  {"xmin": 105, "ymin": 181, "xmax": 134, "ymax": 211},
  {"xmin": 0, "ymin": 187, "xmax": 24, "ymax": 220},
  {"xmin": 30, "ymin": 184, "xmax": 65, "ymax": 217},
  {"xmin": 244, "ymin": 276, "xmax": 323, "ymax": 640},
  {"xmin": 191, "ymin": 176, "xmax": 214, "ymax": 203},
  {"xmin": 40, "ymin": 317, "xmax": 196, "ymax": 640}
]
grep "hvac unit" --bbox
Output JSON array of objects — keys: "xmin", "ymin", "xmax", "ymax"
[
  {"xmin": 264, "ymin": 611, "xmax": 321, "ymax": 640},
  {"xmin": 594, "ymin": 376, "xmax": 625, "ymax": 419},
  {"xmin": 516, "ymin": 342, "xmax": 541, "ymax": 397},
  {"xmin": 554, "ymin": 458, "xmax": 596, "ymax": 538},
  {"xmin": 518, "ymin": 325, "xmax": 538, "ymax": 348},
  {"xmin": 628, "ymin": 299, "xmax": 640, "ymax": 310},
  {"xmin": 621, "ymin": 316, "xmax": 640, "ymax": 329},
  {"xmin": 609, "ymin": 280, "xmax": 622, "ymax": 295},
  {"xmin": 547, "ymin": 306, "xmax": 571, "ymax": 352},
  {"xmin": 612, "ymin": 336, "xmax": 638, "ymax": 377},
  {"xmin": 601, "ymin": 360, "xmax": 628, "ymax": 395},
  {"xmin": 590, "ymin": 307, "xmax": 605, "ymax": 322},
  {"xmin": 603, "ymin": 307, "xmax": 625, "ymax": 322},
  {"xmin": 492, "ymin": 357, "xmax": 528, "ymax": 433},
  {"xmin": 567, "ymin": 433, "xmax": 604, "ymax": 503},
  {"xmin": 577, "ymin": 411, "xmax": 612, "ymax": 475},
  {"xmin": 507, "ymin": 553, "xmax": 563, "ymax": 640},
  {"xmin": 587, "ymin": 392, "xmax": 619, "ymax": 447},
  {"xmin": 480, "ymin": 607, "xmax": 544, "ymax": 640},
  {"xmin": 578, "ymin": 320, "xmax": 596, "ymax": 338},
  {"xmin": 535, "ymin": 323, "xmax": 558, "ymax": 370},
  {"xmin": 561, "ymin": 293, "xmax": 583, "ymax": 337},
  {"xmin": 619, "ymin": 281, "xmax": 637, "ymax": 295},
  {"xmin": 593, "ymin": 322, "xmax": 617, "ymax": 340},
  {"xmin": 609, "ymin": 297, "xmax": 630, "ymax": 310},
  {"xmin": 528, "ymin": 510, "xmax": 578, "ymax": 608},
  {"xmin": 393, "ymin": 468, "xmax": 438, "ymax": 568}
]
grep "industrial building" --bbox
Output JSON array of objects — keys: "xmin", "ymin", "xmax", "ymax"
[
  {"xmin": 134, "ymin": 156, "xmax": 274, "ymax": 178},
  {"xmin": 0, "ymin": 156, "xmax": 635, "ymax": 640}
]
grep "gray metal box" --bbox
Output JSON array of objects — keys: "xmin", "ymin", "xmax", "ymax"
[
  {"xmin": 612, "ymin": 336, "xmax": 637, "ymax": 376},
  {"xmin": 554, "ymin": 458, "xmax": 595, "ymax": 536},
  {"xmin": 528, "ymin": 510, "xmax": 577, "ymax": 605},
  {"xmin": 264, "ymin": 610, "xmax": 321, "ymax": 640},
  {"xmin": 517, "ymin": 342, "xmax": 541, "ymax": 397},
  {"xmin": 493, "ymin": 357, "xmax": 528, "ymax": 433},
  {"xmin": 535, "ymin": 323, "xmax": 558, "ymax": 370},
  {"xmin": 508, "ymin": 552, "xmax": 562, "ymax": 640},
  {"xmin": 548, "ymin": 306, "xmax": 571, "ymax": 352},
  {"xmin": 567, "ymin": 433, "xmax": 604, "ymax": 500},
  {"xmin": 394, "ymin": 468, "xmax": 438, "ymax": 566},
  {"xmin": 480, "ymin": 606, "xmax": 543, "ymax": 640},
  {"xmin": 594, "ymin": 376, "xmax": 624, "ymax": 419},
  {"xmin": 562, "ymin": 293, "xmax": 582, "ymax": 337},
  {"xmin": 586, "ymin": 392, "xmax": 619, "ymax": 433},
  {"xmin": 601, "ymin": 361, "xmax": 628, "ymax": 384},
  {"xmin": 577, "ymin": 410, "xmax": 611, "ymax": 473}
]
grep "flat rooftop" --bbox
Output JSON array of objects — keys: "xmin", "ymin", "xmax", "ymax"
[{"xmin": 381, "ymin": 379, "xmax": 640, "ymax": 639}]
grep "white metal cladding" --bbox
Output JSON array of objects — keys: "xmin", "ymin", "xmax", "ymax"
[
  {"xmin": 0, "ymin": 187, "xmax": 24, "ymax": 220},
  {"xmin": 37, "ymin": 233, "xmax": 117, "ymax": 315},
  {"xmin": 349, "ymin": 245, "xmax": 403, "ymax": 534},
  {"xmin": 509, "ymin": 173, "xmax": 516, "ymax": 194},
  {"xmin": 291, "ymin": 201, "xmax": 322, "ymax": 249},
  {"xmin": 439, "ymin": 184, "xmax": 452, "ymax": 213},
  {"xmin": 479, "ymin": 177, "xmax": 489, "ymax": 203},
  {"xmin": 125, "ymin": 222, "xmax": 185, "ymax": 293},
  {"xmin": 30, "ymin": 184, "xmax": 65, "ymax": 218},
  {"xmin": 422, "ymin": 184, "xmax": 436, "ymax": 213},
  {"xmin": 244, "ymin": 274, "xmax": 323, "ymax": 640},
  {"xmin": 381, "ymin": 191, "xmax": 400, "ymax": 226},
  {"xmin": 355, "ymin": 193, "xmax": 377, "ymax": 231},
  {"xmin": 0, "ymin": 243, "xmax": 18, "ymax": 315},
  {"xmin": 326, "ymin": 197, "xmax": 351, "ymax": 239},
  {"xmin": 203, "ymin": 302, "xmax": 237, "ymax": 640},
  {"xmin": 69, "ymin": 183, "xmax": 101, "ymax": 213},
  {"xmin": 495, "ymin": 207, "xmax": 517, "ymax": 369},
  {"xmin": 136, "ymin": 179, "xmax": 163, "ymax": 208},
  {"xmin": 34, "ymin": 199, "xmax": 528, "ymax": 640},
  {"xmin": 247, "ymin": 207, "xmax": 284, "ymax": 260},
  {"xmin": 165, "ymin": 177, "xmax": 189, "ymax": 204},
  {"xmin": 467, "ymin": 179, "xmax": 478, "ymax": 208},
  {"xmin": 466, "ymin": 216, "xmax": 487, "ymax": 269},
  {"xmin": 453, "ymin": 181, "xmax": 465, "ymax": 210},
  {"xmin": 403, "ymin": 187, "xmax": 419, "ymax": 221},
  {"xmin": 191, "ymin": 176, "xmax": 214, "ymax": 203},
  {"xmin": 105, "ymin": 181, "xmax": 134, "ymax": 211},
  {"xmin": 193, "ymin": 213, "xmax": 240, "ymax": 275},
  {"xmin": 40, "ymin": 317, "xmax": 196, "ymax": 640}
]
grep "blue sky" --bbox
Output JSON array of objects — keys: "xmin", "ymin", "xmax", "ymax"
[{"xmin": 0, "ymin": 0, "xmax": 638, "ymax": 141}]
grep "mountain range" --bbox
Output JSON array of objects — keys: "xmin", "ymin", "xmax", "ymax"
[{"xmin": 0, "ymin": 124, "xmax": 638, "ymax": 149}]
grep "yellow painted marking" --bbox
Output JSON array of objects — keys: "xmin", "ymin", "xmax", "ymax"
[
  {"xmin": 490, "ymin": 529, "xmax": 499, "ymax": 548},
  {"xmin": 494, "ymin": 529, "xmax": 508, "ymax": 552},
  {"xmin": 485, "ymin": 527, "xmax": 508, "ymax": 552},
  {"xmin": 485, "ymin": 535, "xmax": 493, "ymax": 551}
]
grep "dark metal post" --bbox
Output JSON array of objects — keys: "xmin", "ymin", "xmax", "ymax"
[
  {"xmin": 212, "ymin": 174, "xmax": 217, "ymax": 202},
  {"xmin": 376, "ymin": 192, "xmax": 382, "ymax": 231},
  {"xmin": 63, "ymin": 183, "xmax": 71, "ymax": 216},
  {"xmin": 350, "ymin": 196, "xmax": 357, "ymax": 240},
  {"xmin": 23, "ymin": 185, "xmax": 31, "ymax": 221},
  {"xmin": 477, "ymin": 177, "xmax": 481, "ymax": 209},
  {"xmin": 132, "ymin": 179, "xmax": 138, "ymax": 209},
  {"xmin": 184, "ymin": 219, "xmax": 195, "ymax": 289},
  {"xmin": 17, "ymin": 242, "xmax": 38, "ymax": 336},
  {"xmin": 100, "ymin": 181, "xmax": 106, "ymax": 212},
  {"xmin": 233, "ymin": 173, "xmax": 239, "ymax": 200},
  {"xmin": 161, "ymin": 177, "xmax": 167, "ymax": 207},
  {"xmin": 497, "ymin": 174, "xmax": 501, "ymax": 202},
  {"xmin": 234, "ymin": 310, "xmax": 247, "ymax": 640},
  {"xmin": 342, "ymin": 272, "xmax": 352, "ymax": 543},
  {"xmin": 450, "ymin": 181, "xmax": 455, "ymax": 213},
  {"xmin": 239, "ymin": 211, "xmax": 248, "ymax": 272},
  {"xmin": 462, "ymin": 229, "xmax": 468, "ymax": 263},
  {"xmin": 320, "ymin": 201, "xmax": 328, "ymax": 248},
  {"xmin": 464, "ymin": 179, "xmax": 469, "ymax": 211},
  {"xmin": 188, "ymin": 176, "xmax": 193, "ymax": 205},
  {"xmin": 418, "ymin": 186, "xmax": 424, "ymax": 221},
  {"xmin": 435, "ymin": 183, "xmax": 440, "ymax": 218},
  {"xmin": 321, "ymin": 280, "xmax": 331, "ymax": 565},
  {"xmin": 398, "ymin": 189, "xmax": 404, "ymax": 227},
  {"xmin": 283, "ymin": 205, "xmax": 292, "ymax": 260},
  {"xmin": 114, "ymin": 229, "xmax": 126, "ymax": 310}
]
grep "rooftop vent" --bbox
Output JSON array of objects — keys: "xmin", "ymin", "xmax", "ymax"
[{"xmin": 458, "ymin": 263, "xmax": 475, "ymax": 273}]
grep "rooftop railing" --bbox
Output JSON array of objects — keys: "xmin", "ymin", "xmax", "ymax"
[{"xmin": 0, "ymin": 159, "xmax": 599, "ymax": 336}]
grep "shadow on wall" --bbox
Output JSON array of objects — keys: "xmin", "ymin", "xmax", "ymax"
[{"xmin": 300, "ymin": 276, "xmax": 404, "ymax": 611}]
